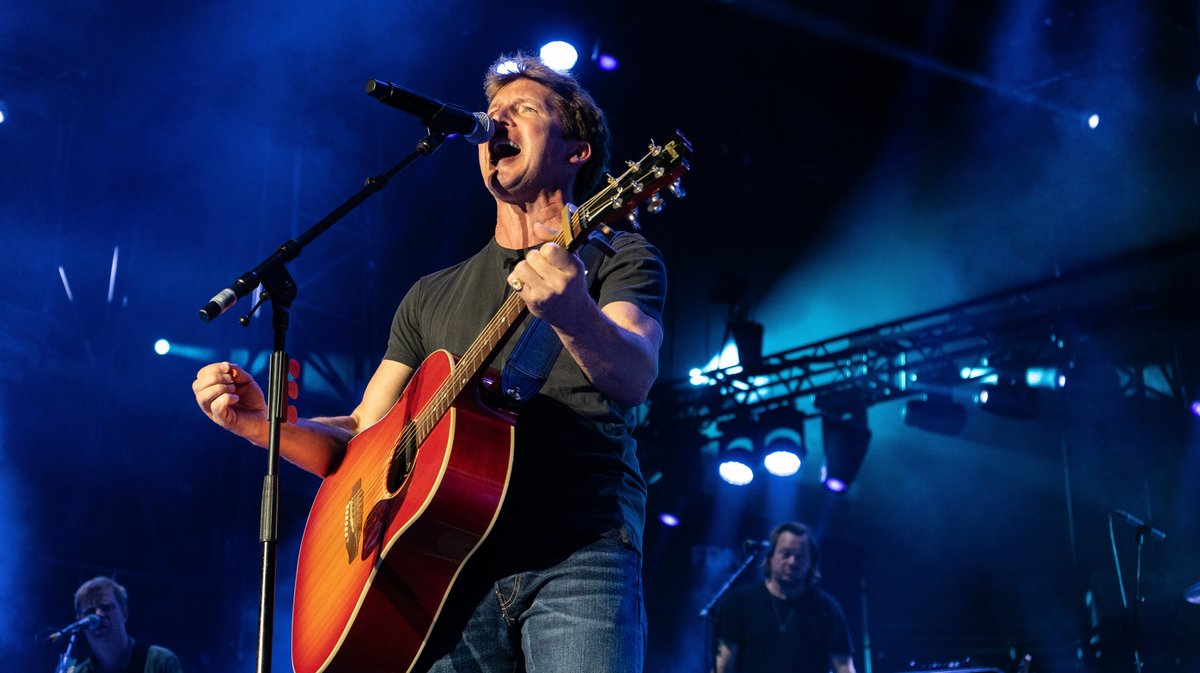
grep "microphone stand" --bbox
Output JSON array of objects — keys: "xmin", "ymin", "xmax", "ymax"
[
  {"xmin": 1108, "ymin": 510, "xmax": 1165, "ymax": 673},
  {"xmin": 197, "ymin": 130, "xmax": 447, "ymax": 673},
  {"xmin": 697, "ymin": 544, "xmax": 768, "ymax": 673},
  {"xmin": 52, "ymin": 632, "xmax": 79, "ymax": 673},
  {"xmin": 1130, "ymin": 525, "xmax": 1148, "ymax": 673}
]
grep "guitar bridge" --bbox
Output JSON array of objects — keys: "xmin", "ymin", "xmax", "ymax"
[{"xmin": 343, "ymin": 480, "xmax": 365, "ymax": 564}]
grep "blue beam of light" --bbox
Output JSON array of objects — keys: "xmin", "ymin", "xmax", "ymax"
[
  {"xmin": 58, "ymin": 266, "xmax": 74, "ymax": 303},
  {"xmin": 108, "ymin": 246, "xmax": 119, "ymax": 304},
  {"xmin": 153, "ymin": 339, "xmax": 217, "ymax": 361}
]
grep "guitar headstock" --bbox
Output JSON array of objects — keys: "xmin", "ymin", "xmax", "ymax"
[{"xmin": 561, "ymin": 130, "xmax": 692, "ymax": 249}]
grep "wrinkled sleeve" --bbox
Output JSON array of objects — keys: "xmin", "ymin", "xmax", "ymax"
[
  {"xmin": 384, "ymin": 278, "xmax": 427, "ymax": 368},
  {"xmin": 593, "ymin": 233, "xmax": 666, "ymax": 328}
]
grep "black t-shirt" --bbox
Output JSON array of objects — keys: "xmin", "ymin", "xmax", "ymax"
[
  {"xmin": 716, "ymin": 582, "xmax": 854, "ymax": 673},
  {"xmin": 383, "ymin": 234, "xmax": 666, "ymax": 556}
]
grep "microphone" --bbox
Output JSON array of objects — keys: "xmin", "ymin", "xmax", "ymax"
[
  {"xmin": 46, "ymin": 614, "xmax": 100, "ymax": 641},
  {"xmin": 366, "ymin": 80, "xmax": 493, "ymax": 144},
  {"xmin": 1111, "ymin": 509, "xmax": 1167, "ymax": 541}
]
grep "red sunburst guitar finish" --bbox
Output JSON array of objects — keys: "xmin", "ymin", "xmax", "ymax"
[
  {"xmin": 292, "ymin": 350, "xmax": 515, "ymax": 673},
  {"xmin": 289, "ymin": 132, "xmax": 691, "ymax": 673}
]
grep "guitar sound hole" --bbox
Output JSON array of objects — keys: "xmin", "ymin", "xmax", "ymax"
[{"xmin": 386, "ymin": 424, "xmax": 418, "ymax": 493}]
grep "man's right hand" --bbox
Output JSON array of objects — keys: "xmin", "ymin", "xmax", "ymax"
[{"xmin": 193, "ymin": 362, "xmax": 268, "ymax": 445}]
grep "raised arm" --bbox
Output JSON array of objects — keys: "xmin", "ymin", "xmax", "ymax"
[{"xmin": 193, "ymin": 358, "xmax": 414, "ymax": 477}]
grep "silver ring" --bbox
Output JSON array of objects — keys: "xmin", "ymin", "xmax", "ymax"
[{"xmin": 509, "ymin": 278, "xmax": 524, "ymax": 292}]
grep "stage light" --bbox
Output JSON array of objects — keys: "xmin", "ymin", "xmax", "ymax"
[
  {"xmin": 819, "ymin": 405, "xmax": 871, "ymax": 493},
  {"xmin": 597, "ymin": 54, "xmax": 619, "ymax": 71},
  {"xmin": 903, "ymin": 394, "xmax": 967, "ymax": 435},
  {"xmin": 821, "ymin": 473, "xmax": 848, "ymax": 493},
  {"xmin": 0, "ymin": 100, "xmax": 8, "ymax": 125},
  {"xmin": 718, "ymin": 437, "xmax": 756, "ymax": 486},
  {"xmin": 717, "ymin": 416, "xmax": 757, "ymax": 486},
  {"xmin": 1025, "ymin": 366, "xmax": 1066, "ymax": 389},
  {"xmin": 763, "ymin": 441, "xmax": 801, "ymax": 477},
  {"xmin": 659, "ymin": 512, "xmax": 680, "ymax": 527},
  {"xmin": 1087, "ymin": 114, "xmax": 1100, "ymax": 129},
  {"xmin": 153, "ymin": 339, "xmax": 217, "ymax": 361},
  {"xmin": 688, "ymin": 339, "xmax": 745, "ymax": 386},
  {"xmin": 758, "ymin": 406, "xmax": 807, "ymax": 477},
  {"xmin": 1190, "ymin": 401, "xmax": 1200, "ymax": 418},
  {"xmin": 495, "ymin": 60, "xmax": 520, "ymax": 75},
  {"xmin": 539, "ymin": 41, "xmax": 579, "ymax": 72},
  {"xmin": 960, "ymin": 366, "xmax": 997, "ymax": 383},
  {"xmin": 976, "ymin": 380, "xmax": 1038, "ymax": 419}
]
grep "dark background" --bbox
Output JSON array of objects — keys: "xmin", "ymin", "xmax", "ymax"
[{"xmin": 2, "ymin": 0, "xmax": 1198, "ymax": 671}]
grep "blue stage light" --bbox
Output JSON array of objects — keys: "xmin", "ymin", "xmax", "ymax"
[
  {"xmin": 718, "ymin": 436, "xmax": 756, "ymax": 486},
  {"xmin": 762, "ymin": 427, "xmax": 803, "ymax": 477},
  {"xmin": 718, "ymin": 459, "xmax": 755, "ymax": 486},
  {"xmin": 818, "ymin": 406, "xmax": 870, "ymax": 494},
  {"xmin": 154, "ymin": 339, "xmax": 171, "ymax": 355},
  {"xmin": 1087, "ymin": 114, "xmax": 1100, "ymax": 129},
  {"xmin": 597, "ymin": 54, "xmax": 619, "ymax": 71},
  {"xmin": 1025, "ymin": 366, "xmax": 1066, "ymax": 389},
  {"xmin": 659, "ymin": 513, "xmax": 680, "ymax": 527}
]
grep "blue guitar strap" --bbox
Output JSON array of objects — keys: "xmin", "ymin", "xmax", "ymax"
[{"xmin": 501, "ymin": 231, "xmax": 621, "ymax": 403}]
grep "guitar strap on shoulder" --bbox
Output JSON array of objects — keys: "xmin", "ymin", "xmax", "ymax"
[{"xmin": 501, "ymin": 230, "xmax": 622, "ymax": 403}]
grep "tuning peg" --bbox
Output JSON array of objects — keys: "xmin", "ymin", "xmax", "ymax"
[
  {"xmin": 646, "ymin": 192, "xmax": 665, "ymax": 214},
  {"xmin": 609, "ymin": 195, "xmax": 624, "ymax": 209},
  {"xmin": 668, "ymin": 178, "xmax": 686, "ymax": 199},
  {"xmin": 626, "ymin": 160, "xmax": 641, "ymax": 171},
  {"xmin": 648, "ymin": 140, "xmax": 662, "ymax": 156},
  {"xmin": 630, "ymin": 180, "xmax": 644, "ymax": 194},
  {"xmin": 605, "ymin": 173, "xmax": 617, "ymax": 185},
  {"xmin": 626, "ymin": 210, "xmax": 641, "ymax": 231}
]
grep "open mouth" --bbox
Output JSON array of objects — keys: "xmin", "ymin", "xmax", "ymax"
[{"xmin": 490, "ymin": 140, "xmax": 521, "ymax": 165}]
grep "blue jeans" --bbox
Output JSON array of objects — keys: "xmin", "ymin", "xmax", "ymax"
[{"xmin": 424, "ymin": 536, "xmax": 646, "ymax": 673}]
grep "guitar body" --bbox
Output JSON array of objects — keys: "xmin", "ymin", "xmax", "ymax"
[{"xmin": 292, "ymin": 349, "xmax": 516, "ymax": 673}]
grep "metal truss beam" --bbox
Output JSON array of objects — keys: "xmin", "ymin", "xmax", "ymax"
[{"xmin": 648, "ymin": 235, "xmax": 1200, "ymax": 429}]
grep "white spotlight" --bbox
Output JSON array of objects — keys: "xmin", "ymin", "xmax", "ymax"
[
  {"xmin": 539, "ymin": 41, "xmax": 579, "ymax": 72},
  {"xmin": 1087, "ymin": 114, "xmax": 1100, "ymax": 129}
]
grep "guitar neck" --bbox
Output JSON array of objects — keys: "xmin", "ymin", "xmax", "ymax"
[{"xmin": 411, "ymin": 290, "xmax": 528, "ymax": 442}]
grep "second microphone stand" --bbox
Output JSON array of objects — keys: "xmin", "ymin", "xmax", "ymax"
[{"xmin": 698, "ymin": 543, "xmax": 768, "ymax": 673}]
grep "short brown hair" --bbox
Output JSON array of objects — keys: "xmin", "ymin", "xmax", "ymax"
[
  {"xmin": 74, "ymin": 576, "xmax": 129, "ymax": 616},
  {"xmin": 484, "ymin": 53, "xmax": 610, "ymax": 198}
]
